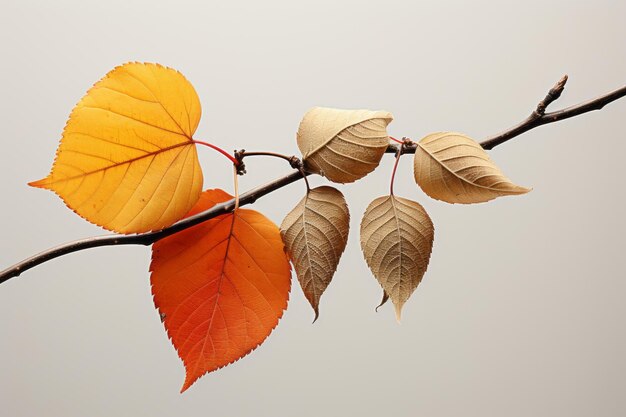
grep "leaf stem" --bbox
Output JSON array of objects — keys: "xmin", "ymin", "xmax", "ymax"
[
  {"xmin": 299, "ymin": 166, "xmax": 311, "ymax": 192},
  {"xmin": 235, "ymin": 150, "xmax": 303, "ymax": 170},
  {"xmin": 233, "ymin": 166, "xmax": 240, "ymax": 211},
  {"xmin": 234, "ymin": 150, "xmax": 309, "ymax": 192},
  {"xmin": 389, "ymin": 142, "xmax": 405, "ymax": 196},
  {"xmin": 192, "ymin": 140, "xmax": 240, "ymax": 166}
]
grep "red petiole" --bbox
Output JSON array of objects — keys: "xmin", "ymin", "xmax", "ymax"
[
  {"xmin": 192, "ymin": 140, "xmax": 240, "ymax": 166},
  {"xmin": 389, "ymin": 145, "xmax": 404, "ymax": 196}
]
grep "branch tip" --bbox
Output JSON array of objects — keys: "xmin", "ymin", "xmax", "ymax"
[{"xmin": 536, "ymin": 74, "xmax": 569, "ymax": 116}]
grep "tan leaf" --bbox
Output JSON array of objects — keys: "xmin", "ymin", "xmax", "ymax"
[
  {"xmin": 360, "ymin": 195, "xmax": 434, "ymax": 321},
  {"xmin": 280, "ymin": 186, "xmax": 350, "ymax": 321},
  {"xmin": 414, "ymin": 132, "xmax": 531, "ymax": 204},
  {"xmin": 297, "ymin": 107, "xmax": 393, "ymax": 183}
]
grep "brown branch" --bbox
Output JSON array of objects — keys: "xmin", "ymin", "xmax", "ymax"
[
  {"xmin": 481, "ymin": 76, "xmax": 626, "ymax": 150},
  {"xmin": 1, "ymin": 76, "xmax": 625, "ymax": 284},
  {"xmin": 0, "ymin": 170, "xmax": 309, "ymax": 284}
]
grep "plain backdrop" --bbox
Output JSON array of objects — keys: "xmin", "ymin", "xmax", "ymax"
[{"xmin": 1, "ymin": 1, "xmax": 625, "ymax": 416}]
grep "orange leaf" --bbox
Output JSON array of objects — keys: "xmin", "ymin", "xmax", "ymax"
[
  {"xmin": 150, "ymin": 189, "xmax": 292, "ymax": 392},
  {"xmin": 30, "ymin": 62, "xmax": 204, "ymax": 233}
]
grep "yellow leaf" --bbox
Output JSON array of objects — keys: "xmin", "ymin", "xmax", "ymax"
[
  {"xmin": 30, "ymin": 62, "xmax": 203, "ymax": 233},
  {"xmin": 413, "ymin": 132, "xmax": 531, "ymax": 204},
  {"xmin": 297, "ymin": 107, "xmax": 393, "ymax": 183},
  {"xmin": 360, "ymin": 195, "xmax": 434, "ymax": 321}
]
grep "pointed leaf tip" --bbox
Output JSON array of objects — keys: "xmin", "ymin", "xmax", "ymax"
[
  {"xmin": 27, "ymin": 178, "xmax": 49, "ymax": 189},
  {"xmin": 394, "ymin": 304, "xmax": 403, "ymax": 323},
  {"xmin": 312, "ymin": 308, "xmax": 320, "ymax": 324}
]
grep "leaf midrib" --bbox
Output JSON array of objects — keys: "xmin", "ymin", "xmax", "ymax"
[
  {"xmin": 417, "ymin": 143, "xmax": 517, "ymax": 193},
  {"xmin": 44, "ymin": 141, "xmax": 194, "ymax": 185}
]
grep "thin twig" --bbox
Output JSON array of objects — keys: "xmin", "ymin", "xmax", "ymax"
[
  {"xmin": 481, "ymin": 76, "xmax": 626, "ymax": 150},
  {"xmin": 1, "ymin": 77, "xmax": 625, "ymax": 284},
  {"xmin": 233, "ymin": 149, "xmax": 303, "ymax": 175},
  {"xmin": 237, "ymin": 150, "xmax": 301, "ymax": 166}
]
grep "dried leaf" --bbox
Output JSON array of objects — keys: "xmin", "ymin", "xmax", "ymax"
[
  {"xmin": 280, "ymin": 186, "xmax": 349, "ymax": 321},
  {"xmin": 414, "ymin": 132, "xmax": 531, "ymax": 204},
  {"xmin": 297, "ymin": 107, "xmax": 393, "ymax": 183},
  {"xmin": 150, "ymin": 189, "xmax": 291, "ymax": 392},
  {"xmin": 30, "ymin": 62, "xmax": 203, "ymax": 233},
  {"xmin": 360, "ymin": 195, "xmax": 434, "ymax": 321}
]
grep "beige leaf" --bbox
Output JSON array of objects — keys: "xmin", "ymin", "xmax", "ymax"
[
  {"xmin": 360, "ymin": 195, "xmax": 434, "ymax": 321},
  {"xmin": 414, "ymin": 132, "xmax": 531, "ymax": 204},
  {"xmin": 280, "ymin": 186, "xmax": 350, "ymax": 321},
  {"xmin": 297, "ymin": 107, "xmax": 393, "ymax": 183}
]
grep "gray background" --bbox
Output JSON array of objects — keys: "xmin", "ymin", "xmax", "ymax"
[{"xmin": 1, "ymin": 1, "xmax": 625, "ymax": 416}]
